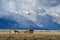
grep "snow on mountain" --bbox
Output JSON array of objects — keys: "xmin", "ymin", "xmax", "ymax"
[
  {"xmin": 0, "ymin": 0, "xmax": 60, "ymax": 30},
  {"xmin": 0, "ymin": 8, "xmax": 43, "ymax": 29}
]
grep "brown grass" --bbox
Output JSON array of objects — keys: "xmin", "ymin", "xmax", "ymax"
[{"xmin": 0, "ymin": 33, "xmax": 60, "ymax": 38}]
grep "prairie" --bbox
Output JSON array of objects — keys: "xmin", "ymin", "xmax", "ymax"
[{"xmin": 0, "ymin": 30, "xmax": 60, "ymax": 40}]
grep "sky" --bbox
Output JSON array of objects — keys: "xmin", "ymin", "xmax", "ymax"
[{"xmin": 0, "ymin": 0, "xmax": 60, "ymax": 30}]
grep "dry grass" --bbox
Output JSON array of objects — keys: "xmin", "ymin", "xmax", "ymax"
[
  {"xmin": 0, "ymin": 33, "xmax": 60, "ymax": 38},
  {"xmin": 0, "ymin": 31, "xmax": 60, "ymax": 40}
]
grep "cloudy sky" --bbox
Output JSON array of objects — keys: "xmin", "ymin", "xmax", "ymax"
[{"xmin": 0, "ymin": 0, "xmax": 60, "ymax": 29}]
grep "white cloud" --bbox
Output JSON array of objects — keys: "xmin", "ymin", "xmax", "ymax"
[{"xmin": 6, "ymin": 1, "xmax": 16, "ymax": 13}]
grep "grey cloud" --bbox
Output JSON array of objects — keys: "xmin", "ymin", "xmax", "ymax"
[{"xmin": 37, "ymin": 0, "xmax": 60, "ymax": 8}]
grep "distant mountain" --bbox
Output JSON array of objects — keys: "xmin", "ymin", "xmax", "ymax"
[
  {"xmin": 0, "ymin": 0, "xmax": 60, "ymax": 30},
  {"xmin": 36, "ymin": 13, "xmax": 60, "ymax": 30},
  {"xmin": 0, "ymin": 8, "xmax": 60, "ymax": 30},
  {"xmin": 0, "ymin": 11, "xmax": 43, "ymax": 30}
]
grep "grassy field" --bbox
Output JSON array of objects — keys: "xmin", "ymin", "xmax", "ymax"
[
  {"xmin": 0, "ymin": 30, "xmax": 60, "ymax": 40},
  {"xmin": 0, "ymin": 33, "xmax": 60, "ymax": 40}
]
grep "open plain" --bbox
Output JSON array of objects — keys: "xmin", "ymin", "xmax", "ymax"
[{"xmin": 0, "ymin": 30, "xmax": 60, "ymax": 40}]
